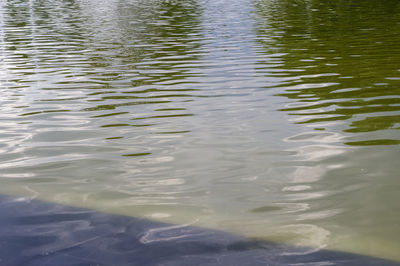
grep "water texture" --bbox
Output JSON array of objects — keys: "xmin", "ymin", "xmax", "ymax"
[
  {"xmin": 1, "ymin": 195, "xmax": 399, "ymax": 266},
  {"xmin": 0, "ymin": 0, "xmax": 400, "ymax": 262}
]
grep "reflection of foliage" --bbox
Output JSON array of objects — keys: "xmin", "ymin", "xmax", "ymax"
[
  {"xmin": 111, "ymin": 0, "xmax": 204, "ymax": 85},
  {"xmin": 256, "ymin": 0, "xmax": 400, "ymax": 143},
  {"xmin": 345, "ymin": 115, "xmax": 400, "ymax": 133},
  {"xmin": 82, "ymin": 0, "xmax": 205, "ymax": 113},
  {"xmin": 345, "ymin": 139, "xmax": 400, "ymax": 146},
  {"xmin": 1, "ymin": 0, "xmax": 203, "ymax": 126}
]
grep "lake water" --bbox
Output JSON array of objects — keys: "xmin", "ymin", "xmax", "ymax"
[{"xmin": 1, "ymin": 0, "xmax": 400, "ymax": 263}]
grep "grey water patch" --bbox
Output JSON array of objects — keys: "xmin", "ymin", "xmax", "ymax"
[{"xmin": 0, "ymin": 194, "xmax": 398, "ymax": 266}]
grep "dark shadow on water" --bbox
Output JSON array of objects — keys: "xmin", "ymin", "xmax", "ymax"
[{"xmin": 0, "ymin": 195, "xmax": 398, "ymax": 266}]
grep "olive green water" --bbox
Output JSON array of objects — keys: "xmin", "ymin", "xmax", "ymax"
[{"xmin": 1, "ymin": 0, "xmax": 400, "ymax": 261}]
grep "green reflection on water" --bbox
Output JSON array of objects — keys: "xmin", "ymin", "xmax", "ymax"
[
  {"xmin": 345, "ymin": 139, "xmax": 400, "ymax": 146},
  {"xmin": 256, "ymin": 0, "xmax": 400, "ymax": 145}
]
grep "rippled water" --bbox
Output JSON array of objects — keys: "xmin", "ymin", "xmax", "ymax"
[{"xmin": 1, "ymin": 0, "xmax": 400, "ymax": 262}]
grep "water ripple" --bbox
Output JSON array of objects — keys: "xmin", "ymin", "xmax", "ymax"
[{"xmin": 1, "ymin": 0, "xmax": 400, "ymax": 262}]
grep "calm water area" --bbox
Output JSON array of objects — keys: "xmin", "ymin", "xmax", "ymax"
[{"xmin": 1, "ymin": 0, "xmax": 400, "ymax": 262}]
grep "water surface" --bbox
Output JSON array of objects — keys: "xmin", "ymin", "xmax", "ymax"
[{"xmin": 1, "ymin": 0, "xmax": 400, "ymax": 262}]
